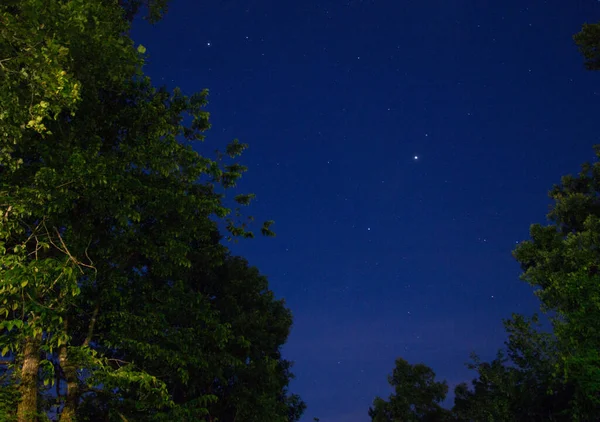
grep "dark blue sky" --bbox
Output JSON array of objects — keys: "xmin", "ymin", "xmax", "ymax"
[{"xmin": 132, "ymin": 1, "xmax": 600, "ymax": 420}]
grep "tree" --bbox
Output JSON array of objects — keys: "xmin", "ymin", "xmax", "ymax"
[
  {"xmin": 502, "ymin": 22, "xmax": 600, "ymax": 420},
  {"xmin": 452, "ymin": 315, "xmax": 572, "ymax": 422},
  {"xmin": 116, "ymin": 0, "xmax": 170, "ymax": 23},
  {"xmin": 86, "ymin": 249, "xmax": 306, "ymax": 421},
  {"xmin": 574, "ymin": 21, "xmax": 600, "ymax": 71},
  {"xmin": 197, "ymin": 254, "xmax": 305, "ymax": 421},
  {"xmin": 511, "ymin": 148, "xmax": 600, "ymax": 419},
  {"xmin": 452, "ymin": 352, "xmax": 517, "ymax": 422},
  {"xmin": 1, "ymin": 0, "xmax": 292, "ymax": 420},
  {"xmin": 369, "ymin": 358, "xmax": 450, "ymax": 422},
  {"xmin": 1, "ymin": 1, "xmax": 141, "ymax": 419}
]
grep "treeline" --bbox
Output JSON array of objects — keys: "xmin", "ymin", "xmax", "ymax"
[
  {"xmin": 0, "ymin": 1, "xmax": 304, "ymax": 421},
  {"xmin": 369, "ymin": 21, "xmax": 600, "ymax": 422}
]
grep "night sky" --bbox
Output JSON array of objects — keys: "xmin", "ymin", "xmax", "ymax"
[{"xmin": 131, "ymin": 1, "xmax": 600, "ymax": 420}]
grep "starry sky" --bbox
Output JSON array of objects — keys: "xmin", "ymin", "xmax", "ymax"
[{"xmin": 131, "ymin": 1, "xmax": 600, "ymax": 420}]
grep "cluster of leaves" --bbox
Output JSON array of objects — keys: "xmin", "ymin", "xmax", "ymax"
[
  {"xmin": 368, "ymin": 21, "xmax": 600, "ymax": 422},
  {"xmin": 0, "ymin": 0, "xmax": 303, "ymax": 421},
  {"xmin": 369, "ymin": 358, "xmax": 450, "ymax": 422}
]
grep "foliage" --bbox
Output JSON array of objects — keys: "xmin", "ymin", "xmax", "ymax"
[
  {"xmin": 115, "ymin": 0, "xmax": 170, "ymax": 23},
  {"xmin": 103, "ymin": 250, "xmax": 306, "ymax": 421},
  {"xmin": 574, "ymin": 21, "xmax": 600, "ymax": 71},
  {"xmin": 512, "ymin": 146, "xmax": 600, "ymax": 419},
  {"xmin": 451, "ymin": 314, "xmax": 574, "ymax": 422},
  {"xmin": 369, "ymin": 358, "xmax": 451, "ymax": 422},
  {"xmin": 0, "ymin": 0, "xmax": 300, "ymax": 421},
  {"xmin": 198, "ymin": 254, "xmax": 305, "ymax": 421},
  {"xmin": 0, "ymin": 369, "xmax": 19, "ymax": 421}
]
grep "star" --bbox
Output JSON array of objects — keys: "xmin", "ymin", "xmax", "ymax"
[{"xmin": 413, "ymin": 155, "xmax": 419, "ymax": 160}]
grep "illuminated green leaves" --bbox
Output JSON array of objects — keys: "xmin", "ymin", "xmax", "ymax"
[
  {"xmin": 512, "ymin": 146, "xmax": 600, "ymax": 418},
  {"xmin": 0, "ymin": 0, "xmax": 284, "ymax": 419}
]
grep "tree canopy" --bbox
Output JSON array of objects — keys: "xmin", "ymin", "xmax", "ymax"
[
  {"xmin": 4, "ymin": 0, "xmax": 600, "ymax": 420},
  {"xmin": 0, "ymin": 0, "xmax": 301, "ymax": 421},
  {"xmin": 369, "ymin": 358, "xmax": 451, "ymax": 422}
]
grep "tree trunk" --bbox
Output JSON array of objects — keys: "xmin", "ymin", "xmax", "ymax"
[
  {"xmin": 17, "ymin": 335, "xmax": 41, "ymax": 422},
  {"xmin": 58, "ymin": 343, "xmax": 79, "ymax": 422},
  {"xmin": 58, "ymin": 301, "xmax": 98, "ymax": 422}
]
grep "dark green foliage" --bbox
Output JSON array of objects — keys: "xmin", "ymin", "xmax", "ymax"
[
  {"xmin": 574, "ymin": 22, "xmax": 600, "ymax": 71},
  {"xmin": 429, "ymin": 150, "xmax": 600, "ymax": 422},
  {"xmin": 1, "ymin": 0, "xmax": 302, "ymax": 421},
  {"xmin": 369, "ymin": 358, "xmax": 451, "ymax": 422},
  {"xmin": 88, "ymin": 251, "xmax": 306, "ymax": 422},
  {"xmin": 116, "ymin": 0, "xmax": 170, "ymax": 23},
  {"xmin": 450, "ymin": 143, "xmax": 600, "ymax": 420},
  {"xmin": 452, "ymin": 352, "xmax": 517, "ymax": 422},
  {"xmin": 512, "ymin": 146, "xmax": 600, "ymax": 419},
  {"xmin": 0, "ymin": 367, "xmax": 18, "ymax": 421},
  {"xmin": 451, "ymin": 315, "xmax": 574, "ymax": 422},
  {"xmin": 202, "ymin": 255, "xmax": 304, "ymax": 421}
]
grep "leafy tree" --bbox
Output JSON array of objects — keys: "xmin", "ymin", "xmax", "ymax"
[
  {"xmin": 1, "ymin": 0, "xmax": 140, "ymax": 419},
  {"xmin": 574, "ymin": 21, "xmax": 600, "ymax": 71},
  {"xmin": 1, "ymin": 1, "xmax": 295, "ymax": 421},
  {"xmin": 369, "ymin": 358, "xmax": 450, "ymax": 422},
  {"xmin": 492, "ymin": 23, "xmax": 600, "ymax": 420},
  {"xmin": 512, "ymin": 147, "xmax": 600, "ymax": 420},
  {"xmin": 502, "ymin": 314, "xmax": 572, "ymax": 420},
  {"xmin": 82, "ymin": 248, "xmax": 305, "ymax": 421},
  {"xmin": 452, "ymin": 315, "xmax": 572, "ymax": 422},
  {"xmin": 115, "ymin": 0, "xmax": 170, "ymax": 23},
  {"xmin": 452, "ymin": 352, "xmax": 517, "ymax": 422},
  {"xmin": 197, "ymin": 254, "xmax": 305, "ymax": 421}
]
